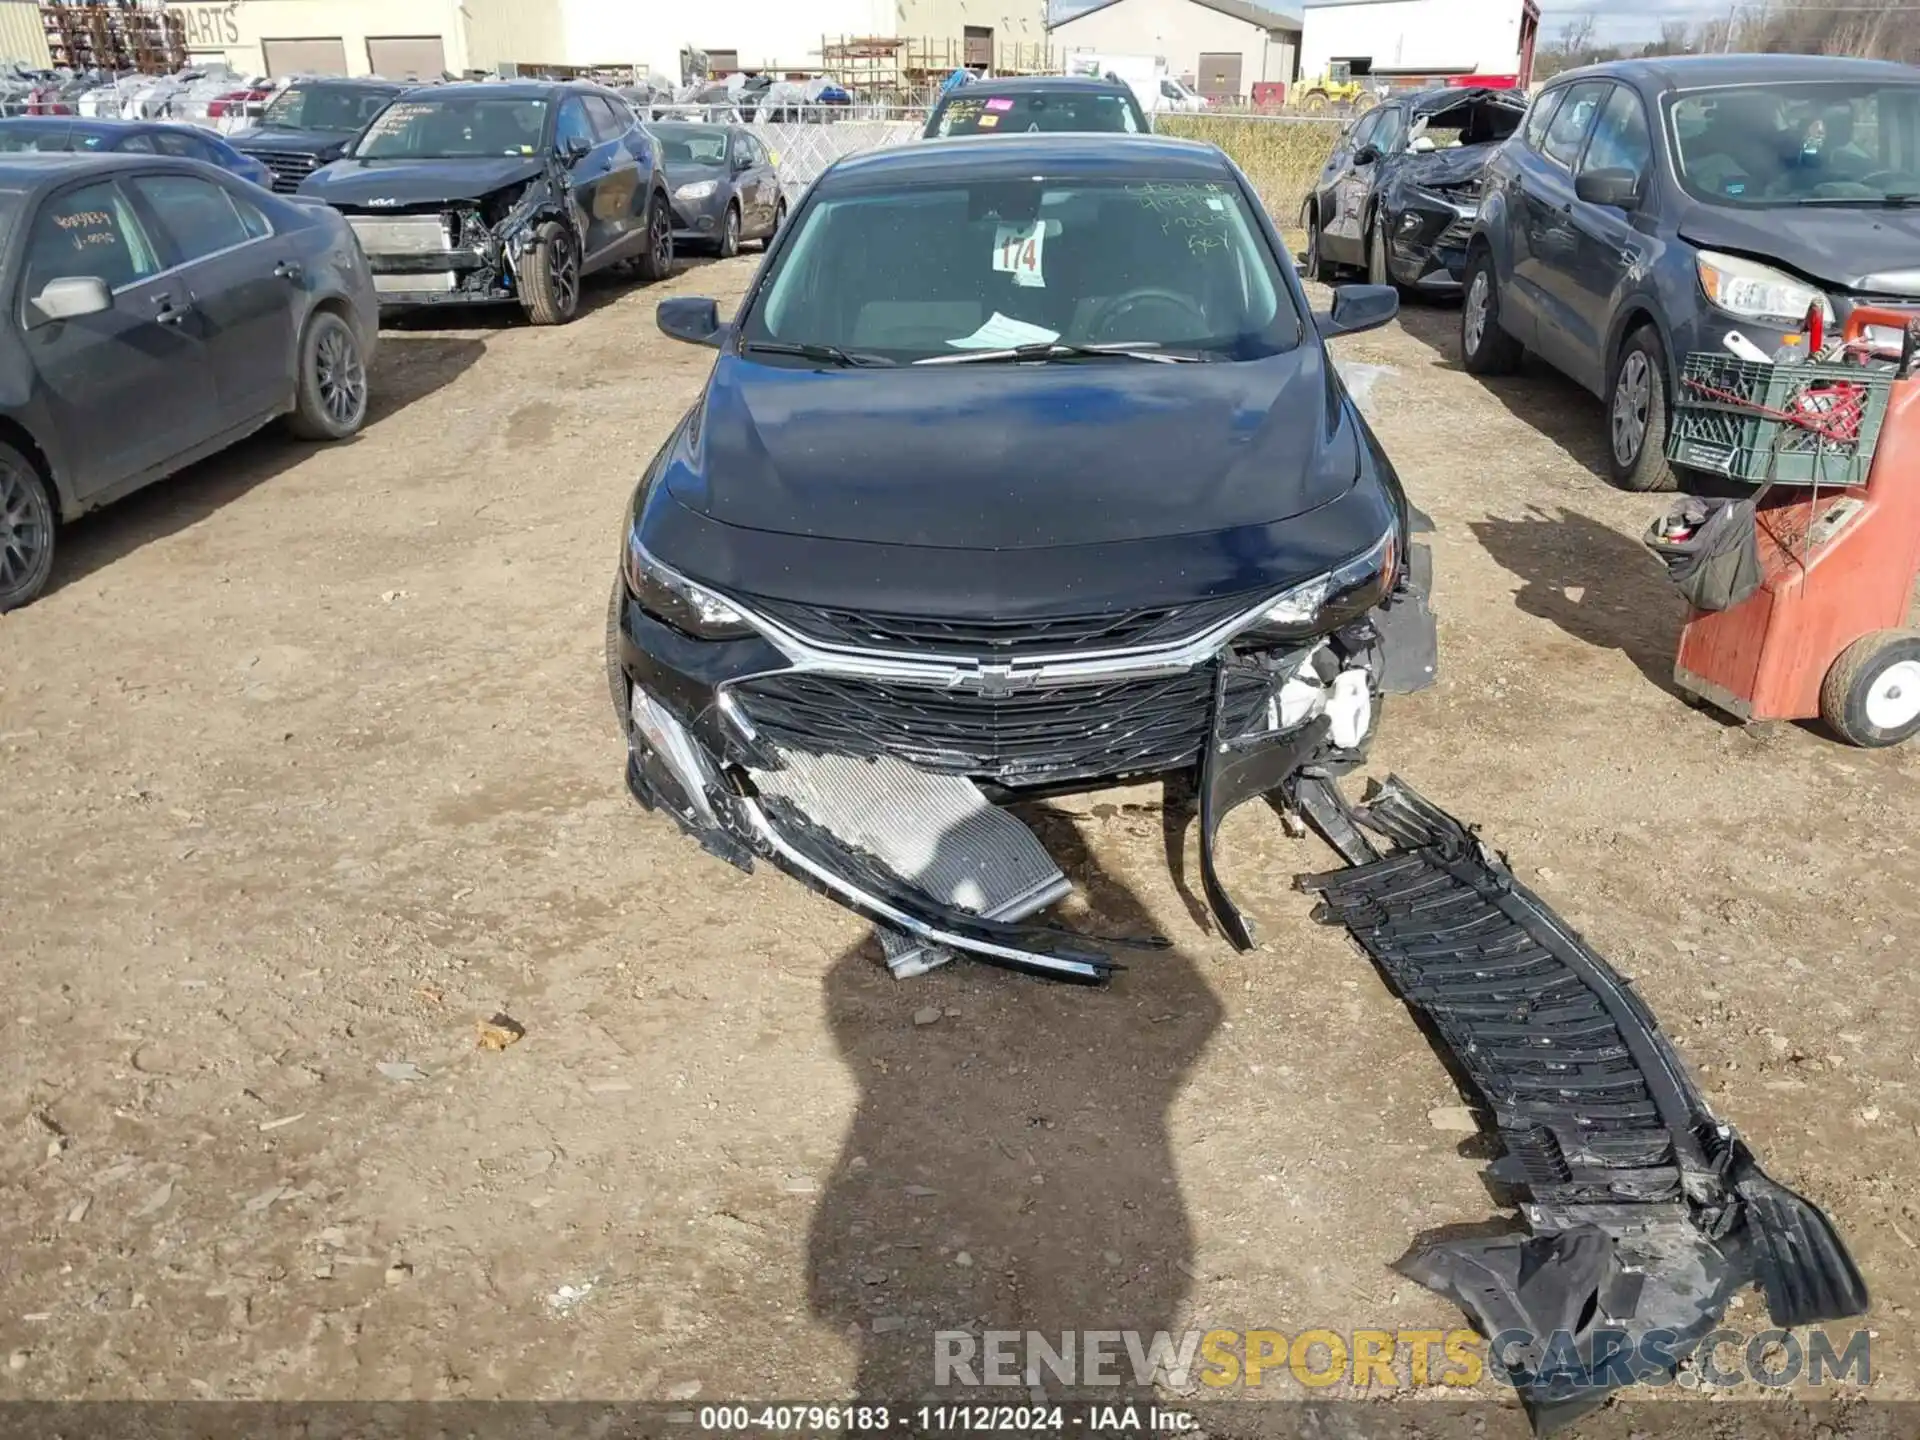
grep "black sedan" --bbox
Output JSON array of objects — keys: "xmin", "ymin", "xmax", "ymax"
[
  {"xmin": 228, "ymin": 78, "xmax": 409, "ymax": 193},
  {"xmin": 0, "ymin": 116, "xmax": 275, "ymax": 189},
  {"xmin": 653, "ymin": 122, "xmax": 783, "ymax": 257},
  {"xmin": 923, "ymin": 75, "xmax": 1150, "ymax": 137},
  {"xmin": 298, "ymin": 81, "xmax": 673, "ymax": 325},
  {"xmin": 1462, "ymin": 54, "xmax": 1920, "ymax": 490},
  {"xmin": 1304, "ymin": 86, "xmax": 1526, "ymax": 291},
  {"xmin": 609, "ymin": 134, "xmax": 1436, "ymax": 981},
  {"xmin": 0, "ymin": 153, "xmax": 378, "ymax": 612}
]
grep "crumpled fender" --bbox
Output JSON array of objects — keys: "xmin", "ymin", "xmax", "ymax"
[{"xmin": 497, "ymin": 158, "xmax": 583, "ymax": 279}]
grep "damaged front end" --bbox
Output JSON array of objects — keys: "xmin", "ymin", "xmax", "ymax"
[
  {"xmin": 1379, "ymin": 89, "xmax": 1527, "ymax": 290},
  {"xmin": 331, "ymin": 164, "xmax": 573, "ymax": 308},
  {"xmin": 1293, "ymin": 776, "xmax": 1869, "ymax": 1429},
  {"xmin": 609, "ymin": 504, "xmax": 1439, "ymax": 982}
]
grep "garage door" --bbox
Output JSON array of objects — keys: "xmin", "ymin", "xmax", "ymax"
[
  {"xmin": 263, "ymin": 37, "xmax": 349, "ymax": 76},
  {"xmin": 1198, "ymin": 51, "xmax": 1242, "ymax": 103},
  {"xmin": 367, "ymin": 36, "xmax": 447, "ymax": 81}
]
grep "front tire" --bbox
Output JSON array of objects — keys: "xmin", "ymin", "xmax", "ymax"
[
  {"xmin": 286, "ymin": 311, "xmax": 369, "ymax": 441},
  {"xmin": 717, "ymin": 202, "xmax": 740, "ymax": 259},
  {"xmin": 521, "ymin": 220, "xmax": 580, "ymax": 326},
  {"xmin": 0, "ymin": 443, "xmax": 55, "ymax": 613},
  {"xmin": 1367, "ymin": 213, "xmax": 1392, "ymax": 288},
  {"xmin": 1607, "ymin": 326, "xmax": 1678, "ymax": 492},
  {"xmin": 1821, "ymin": 630, "xmax": 1920, "ymax": 748},
  {"xmin": 1460, "ymin": 249, "xmax": 1522, "ymax": 376},
  {"xmin": 1304, "ymin": 207, "xmax": 1336, "ymax": 284},
  {"xmin": 634, "ymin": 191, "xmax": 674, "ymax": 282}
]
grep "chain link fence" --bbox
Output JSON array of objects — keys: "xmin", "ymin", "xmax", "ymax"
[{"xmin": 743, "ymin": 114, "xmax": 925, "ymax": 207}]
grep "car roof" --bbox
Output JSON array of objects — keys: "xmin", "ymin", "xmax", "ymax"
[
  {"xmin": 1554, "ymin": 53, "xmax": 1920, "ymax": 91},
  {"xmin": 0, "ymin": 116, "xmax": 215, "ymax": 133},
  {"xmin": 825, "ymin": 132, "xmax": 1234, "ymax": 187},
  {"xmin": 944, "ymin": 75, "xmax": 1134, "ymax": 97},
  {"xmin": 419, "ymin": 79, "xmax": 609, "ymax": 101},
  {"xmin": 286, "ymin": 76, "xmax": 408, "ymax": 90},
  {"xmin": 0, "ymin": 152, "xmax": 224, "ymax": 190}
]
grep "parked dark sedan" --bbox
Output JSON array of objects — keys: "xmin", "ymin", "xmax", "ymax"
[
  {"xmin": 298, "ymin": 81, "xmax": 672, "ymax": 324},
  {"xmin": 1304, "ymin": 86, "xmax": 1526, "ymax": 291},
  {"xmin": 923, "ymin": 75, "xmax": 1149, "ymax": 137},
  {"xmin": 0, "ymin": 153, "xmax": 378, "ymax": 611},
  {"xmin": 1462, "ymin": 54, "xmax": 1920, "ymax": 490},
  {"xmin": 609, "ymin": 135, "xmax": 1435, "ymax": 981},
  {"xmin": 0, "ymin": 117, "xmax": 274, "ymax": 189},
  {"xmin": 653, "ymin": 122, "xmax": 783, "ymax": 257},
  {"xmin": 229, "ymin": 78, "xmax": 409, "ymax": 193}
]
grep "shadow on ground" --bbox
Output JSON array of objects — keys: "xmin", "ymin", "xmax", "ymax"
[
  {"xmin": 45, "ymin": 334, "xmax": 483, "ymax": 598},
  {"xmin": 1469, "ymin": 506, "xmax": 1687, "ymax": 694},
  {"xmin": 807, "ymin": 809, "xmax": 1220, "ymax": 1410}
]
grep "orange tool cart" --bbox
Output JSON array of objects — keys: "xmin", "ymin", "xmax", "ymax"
[{"xmin": 1658, "ymin": 307, "xmax": 1920, "ymax": 747}]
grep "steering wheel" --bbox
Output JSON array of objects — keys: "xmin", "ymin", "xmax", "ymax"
[
  {"xmin": 1085, "ymin": 287, "xmax": 1209, "ymax": 345},
  {"xmin": 1859, "ymin": 169, "xmax": 1910, "ymax": 190}
]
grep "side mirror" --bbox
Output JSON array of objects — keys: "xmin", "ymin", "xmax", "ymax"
[
  {"xmin": 32, "ymin": 275, "xmax": 112, "ymax": 323},
  {"xmin": 1354, "ymin": 143, "xmax": 1381, "ymax": 166},
  {"xmin": 657, "ymin": 296, "xmax": 725, "ymax": 347},
  {"xmin": 1315, "ymin": 283, "xmax": 1399, "ymax": 339},
  {"xmin": 563, "ymin": 135, "xmax": 592, "ymax": 162},
  {"xmin": 732, "ymin": 153, "xmax": 752, "ymax": 173},
  {"xmin": 1575, "ymin": 167, "xmax": 1641, "ymax": 209}
]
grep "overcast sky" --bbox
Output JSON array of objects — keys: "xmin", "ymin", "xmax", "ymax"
[{"xmin": 1048, "ymin": 0, "xmax": 1732, "ymax": 48}]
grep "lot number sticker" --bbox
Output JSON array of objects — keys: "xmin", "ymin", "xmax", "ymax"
[{"xmin": 992, "ymin": 222, "xmax": 1046, "ymax": 287}]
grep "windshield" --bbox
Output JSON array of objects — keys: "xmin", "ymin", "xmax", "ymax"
[
  {"xmin": 742, "ymin": 175, "xmax": 1296, "ymax": 363},
  {"xmin": 261, "ymin": 85, "xmax": 396, "ymax": 133},
  {"xmin": 656, "ymin": 126, "xmax": 728, "ymax": 165},
  {"xmin": 0, "ymin": 125, "xmax": 75, "ymax": 152},
  {"xmin": 934, "ymin": 91, "xmax": 1142, "ymax": 136},
  {"xmin": 352, "ymin": 96, "xmax": 550, "ymax": 159},
  {"xmin": 1668, "ymin": 81, "xmax": 1920, "ymax": 204}
]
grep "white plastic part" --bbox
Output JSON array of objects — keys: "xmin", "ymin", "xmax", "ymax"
[{"xmin": 1326, "ymin": 670, "xmax": 1374, "ymax": 750}]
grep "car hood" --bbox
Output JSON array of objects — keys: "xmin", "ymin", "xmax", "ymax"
[
  {"xmin": 1401, "ymin": 142, "xmax": 1499, "ymax": 187},
  {"xmin": 230, "ymin": 126, "xmax": 355, "ymax": 157},
  {"xmin": 1680, "ymin": 204, "xmax": 1920, "ymax": 296},
  {"xmin": 665, "ymin": 161, "xmax": 727, "ymax": 187},
  {"xmin": 665, "ymin": 346, "xmax": 1359, "ymax": 550},
  {"xmin": 298, "ymin": 155, "xmax": 548, "ymax": 206}
]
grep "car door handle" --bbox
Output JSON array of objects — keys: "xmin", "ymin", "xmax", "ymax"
[
  {"xmin": 273, "ymin": 260, "xmax": 304, "ymax": 282},
  {"xmin": 153, "ymin": 296, "xmax": 189, "ymax": 326}
]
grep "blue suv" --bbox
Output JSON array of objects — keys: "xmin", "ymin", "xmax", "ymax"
[{"xmin": 1460, "ymin": 54, "xmax": 1920, "ymax": 490}]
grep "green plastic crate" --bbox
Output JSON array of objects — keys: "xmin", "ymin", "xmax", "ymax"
[{"xmin": 1667, "ymin": 352, "xmax": 1894, "ymax": 486}]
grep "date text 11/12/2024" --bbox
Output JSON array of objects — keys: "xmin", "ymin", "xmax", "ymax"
[{"xmin": 696, "ymin": 1404, "xmax": 1197, "ymax": 1433}]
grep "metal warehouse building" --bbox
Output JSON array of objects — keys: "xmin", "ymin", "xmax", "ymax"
[
  {"xmin": 1048, "ymin": 0, "xmax": 1302, "ymax": 103},
  {"xmin": 137, "ymin": 0, "xmax": 1050, "ymax": 80}
]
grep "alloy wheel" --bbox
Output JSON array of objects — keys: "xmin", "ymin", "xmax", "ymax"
[
  {"xmin": 723, "ymin": 207, "xmax": 739, "ymax": 256},
  {"xmin": 315, "ymin": 324, "xmax": 367, "ymax": 429},
  {"xmin": 1464, "ymin": 271, "xmax": 1489, "ymax": 355},
  {"xmin": 651, "ymin": 207, "xmax": 671, "ymax": 272},
  {"xmin": 0, "ymin": 459, "xmax": 49, "ymax": 597},
  {"xmin": 553, "ymin": 234, "xmax": 580, "ymax": 315},
  {"xmin": 1612, "ymin": 351, "xmax": 1652, "ymax": 466}
]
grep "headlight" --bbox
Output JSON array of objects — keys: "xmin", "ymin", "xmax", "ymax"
[
  {"xmin": 675, "ymin": 179, "xmax": 719, "ymax": 202},
  {"xmin": 1239, "ymin": 529, "xmax": 1398, "ymax": 644},
  {"xmin": 624, "ymin": 531, "xmax": 754, "ymax": 640},
  {"xmin": 1696, "ymin": 250, "xmax": 1834, "ymax": 328}
]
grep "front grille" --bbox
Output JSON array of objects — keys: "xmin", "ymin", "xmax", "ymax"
[
  {"xmin": 745, "ymin": 592, "xmax": 1261, "ymax": 662},
  {"xmin": 347, "ymin": 214, "xmax": 454, "ymax": 257},
  {"xmin": 730, "ymin": 667, "xmax": 1266, "ymax": 787},
  {"xmin": 248, "ymin": 150, "xmax": 319, "ymax": 193},
  {"xmin": 1437, "ymin": 215, "xmax": 1477, "ymax": 248}
]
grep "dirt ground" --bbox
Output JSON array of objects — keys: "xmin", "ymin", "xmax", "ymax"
[{"xmin": 4, "ymin": 253, "xmax": 1918, "ymax": 1435}]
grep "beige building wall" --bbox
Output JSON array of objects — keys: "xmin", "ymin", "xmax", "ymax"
[
  {"xmin": 0, "ymin": 0, "xmax": 52, "ymax": 69},
  {"xmin": 898, "ymin": 0, "xmax": 1053, "ymax": 66},
  {"xmin": 165, "ymin": 0, "xmax": 475, "ymax": 77},
  {"xmin": 1052, "ymin": 0, "xmax": 1298, "ymax": 88},
  {"xmin": 464, "ymin": 0, "xmax": 568, "ymax": 72}
]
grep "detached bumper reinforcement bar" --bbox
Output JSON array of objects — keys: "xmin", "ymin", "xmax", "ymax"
[{"xmin": 1292, "ymin": 774, "xmax": 1868, "ymax": 1432}]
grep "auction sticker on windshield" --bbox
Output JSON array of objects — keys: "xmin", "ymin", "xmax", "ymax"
[
  {"xmin": 364, "ymin": 103, "xmax": 434, "ymax": 138},
  {"xmin": 992, "ymin": 222, "xmax": 1045, "ymax": 287}
]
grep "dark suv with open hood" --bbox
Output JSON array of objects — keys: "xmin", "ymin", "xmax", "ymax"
[
  {"xmin": 1461, "ymin": 54, "xmax": 1920, "ymax": 490},
  {"xmin": 229, "ymin": 79, "xmax": 408, "ymax": 192},
  {"xmin": 607, "ymin": 134, "xmax": 1437, "ymax": 982},
  {"xmin": 298, "ymin": 80, "xmax": 672, "ymax": 325}
]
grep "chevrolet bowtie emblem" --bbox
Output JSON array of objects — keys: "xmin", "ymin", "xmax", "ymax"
[{"xmin": 972, "ymin": 662, "xmax": 1034, "ymax": 697}]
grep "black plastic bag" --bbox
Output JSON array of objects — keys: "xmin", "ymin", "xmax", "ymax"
[{"xmin": 1644, "ymin": 495, "xmax": 1763, "ymax": 612}]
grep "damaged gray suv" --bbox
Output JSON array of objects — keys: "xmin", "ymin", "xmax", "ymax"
[{"xmin": 608, "ymin": 134, "xmax": 1436, "ymax": 981}]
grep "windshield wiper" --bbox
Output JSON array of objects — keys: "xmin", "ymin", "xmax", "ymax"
[
  {"xmin": 739, "ymin": 340, "xmax": 896, "ymax": 368},
  {"xmin": 1790, "ymin": 193, "xmax": 1919, "ymax": 207},
  {"xmin": 915, "ymin": 342, "xmax": 1206, "ymax": 366}
]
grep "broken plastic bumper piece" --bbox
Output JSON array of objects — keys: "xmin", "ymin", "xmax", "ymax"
[{"xmin": 1293, "ymin": 774, "xmax": 1868, "ymax": 1431}]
